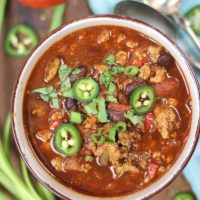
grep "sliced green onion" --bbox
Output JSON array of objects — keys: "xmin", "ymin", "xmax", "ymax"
[
  {"xmin": 104, "ymin": 53, "xmax": 116, "ymax": 65},
  {"xmin": 49, "ymin": 4, "xmax": 66, "ymax": 31},
  {"xmin": 69, "ymin": 111, "xmax": 84, "ymax": 124},
  {"xmin": 91, "ymin": 128, "xmax": 106, "ymax": 144},
  {"xmin": 124, "ymin": 66, "xmax": 139, "ymax": 76},
  {"xmin": 107, "ymin": 122, "xmax": 126, "ymax": 143},
  {"xmin": 84, "ymin": 156, "xmax": 93, "ymax": 162},
  {"xmin": 110, "ymin": 66, "xmax": 124, "ymax": 76},
  {"xmin": 116, "ymin": 164, "xmax": 126, "ymax": 179}
]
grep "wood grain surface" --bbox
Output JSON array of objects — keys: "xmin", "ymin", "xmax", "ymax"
[{"xmin": 0, "ymin": 0, "xmax": 191, "ymax": 199}]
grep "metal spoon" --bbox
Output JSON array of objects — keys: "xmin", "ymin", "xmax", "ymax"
[
  {"xmin": 114, "ymin": 0, "xmax": 200, "ymax": 69},
  {"xmin": 115, "ymin": 0, "xmax": 176, "ymax": 39},
  {"xmin": 143, "ymin": 0, "xmax": 200, "ymax": 52}
]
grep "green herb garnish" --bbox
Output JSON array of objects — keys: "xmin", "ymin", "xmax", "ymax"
[
  {"xmin": 84, "ymin": 101, "xmax": 98, "ymax": 115},
  {"xmin": 32, "ymin": 86, "xmax": 60, "ymax": 109},
  {"xmin": 124, "ymin": 110, "xmax": 144, "ymax": 125},
  {"xmin": 107, "ymin": 122, "xmax": 126, "ymax": 143},
  {"xmin": 91, "ymin": 128, "xmax": 106, "ymax": 144},
  {"xmin": 99, "ymin": 70, "xmax": 112, "ymax": 88},
  {"xmin": 84, "ymin": 155, "xmax": 93, "ymax": 162},
  {"xmin": 71, "ymin": 68, "xmax": 81, "ymax": 75},
  {"xmin": 110, "ymin": 66, "xmax": 124, "ymax": 76},
  {"xmin": 107, "ymin": 95, "xmax": 118, "ymax": 103},
  {"xmin": 96, "ymin": 97, "xmax": 109, "ymax": 123},
  {"xmin": 104, "ymin": 53, "xmax": 116, "ymax": 65}
]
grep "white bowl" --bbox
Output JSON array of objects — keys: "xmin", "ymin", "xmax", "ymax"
[{"xmin": 12, "ymin": 15, "xmax": 200, "ymax": 200}]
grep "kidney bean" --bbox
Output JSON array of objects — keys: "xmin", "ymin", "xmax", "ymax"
[
  {"xmin": 157, "ymin": 51, "xmax": 174, "ymax": 68},
  {"xmin": 152, "ymin": 78, "xmax": 179, "ymax": 97},
  {"xmin": 125, "ymin": 79, "xmax": 146, "ymax": 95},
  {"xmin": 108, "ymin": 110, "xmax": 126, "ymax": 122},
  {"xmin": 64, "ymin": 98, "xmax": 77, "ymax": 111},
  {"xmin": 70, "ymin": 65, "xmax": 87, "ymax": 82}
]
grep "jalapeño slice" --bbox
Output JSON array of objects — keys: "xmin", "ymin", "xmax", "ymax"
[
  {"xmin": 172, "ymin": 192, "xmax": 196, "ymax": 200},
  {"xmin": 185, "ymin": 6, "xmax": 200, "ymax": 36},
  {"xmin": 53, "ymin": 124, "xmax": 82, "ymax": 156},
  {"xmin": 130, "ymin": 86, "xmax": 156, "ymax": 115},
  {"xmin": 4, "ymin": 24, "xmax": 39, "ymax": 57},
  {"xmin": 73, "ymin": 77, "xmax": 99, "ymax": 102}
]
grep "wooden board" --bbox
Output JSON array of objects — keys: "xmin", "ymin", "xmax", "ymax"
[{"xmin": 0, "ymin": 0, "xmax": 192, "ymax": 199}]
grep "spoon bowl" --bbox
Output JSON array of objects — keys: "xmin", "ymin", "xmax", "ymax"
[{"xmin": 114, "ymin": 0, "xmax": 176, "ymax": 40}]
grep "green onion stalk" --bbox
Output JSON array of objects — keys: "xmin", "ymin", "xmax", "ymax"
[
  {"xmin": 0, "ymin": 114, "xmax": 56, "ymax": 200},
  {"xmin": 0, "ymin": 0, "xmax": 7, "ymax": 32}
]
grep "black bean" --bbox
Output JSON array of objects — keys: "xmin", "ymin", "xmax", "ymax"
[
  {"xmin": 70, "ymin": 65, "xmax": 87, "ymax": 82},
  {"xmin": 64, "ymin": 98, "xmax": 77, "ymax": 111},
  {"xmin": 157, "ymin": 51, "xmax": 174, "ymax": 68}
]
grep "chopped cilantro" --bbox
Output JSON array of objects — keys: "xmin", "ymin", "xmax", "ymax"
[
  {"xmin": 96, "ymin": 97, "xmax": 109, "ymax": 123},
  {"xmin": 84, "ymin": 101, "xmax": 98, "ymax": 115},
  {"xmin": 99, "ymin": 70, "xmax": 112, "ymax": 88},
  {"xmin": 32, "ymin": 86, "xmax": 59, "ymax": 109},
  {"xmin": 124, "ymin": 110, "xmax": 144, "ymax": 125}
]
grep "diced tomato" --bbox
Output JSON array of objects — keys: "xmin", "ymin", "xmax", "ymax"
[
  {"xmin": 50, "ymin": 119, "xmax": 62, "ymax": 130},
  {"xmin": 147, "ymin": 162, "xmax": 159, "ymax": 179},
  {"xmin": 145, "ymin": 113, "xmax": 155, "ymax": 132},
  {"xmin": 134, "ymin": 60, "xmax": 145, "ymax": 67},
  {"xmin": 108, "ymin": 103, "xmax": 132, "ymax": 112}
]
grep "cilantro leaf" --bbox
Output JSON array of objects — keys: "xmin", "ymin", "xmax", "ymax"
[
  {"xmin": 32, "ymin": 86, "xmax": 60, "ymax": 109},
  {"xmin": 60, "ymin": 77, "xmax": 71, "ymax": 92},
  {"xmin": 107, "ymin": 95, "xmax": 118, "ymax": 103},
  {"xmin": 71, "ymin": 68, "xmax": 81, "ymax": 75},
  {"xmin": 107, "ymin": 82, "xmax": 116, "ymax": 95},
  {"xmin": 96, "ymin": 97, "xmax": 109, "ymax": 123},
  {"xmin": 63, "ymin": 88, "xmax": 74, "ymax": 98},
  {"xmin": 32, "ymin": 86, "xmax": 54, "ymax": 95},
  {"xmin": 84, "ymin": 101, "xmax": 98, "ymax": 115},
  {"xmin": 99, "ymin": 70, "xmax": 112, "ymax": 88},
  {"xmin": 124, "ymin": 110, "xmax": 144, "ymax": 125},
  {"xmin": 58, "ymin": 64, "xmax": 71, "ymax": 82}
]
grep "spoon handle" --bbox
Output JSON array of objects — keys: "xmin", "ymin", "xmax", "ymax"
[{"xmin": 173, "ymin": 13, "xmax": 200, "ymax": 51}]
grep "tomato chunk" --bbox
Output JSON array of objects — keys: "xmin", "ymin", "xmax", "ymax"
[
  {"xmin": 148, "ymin": 163, "xmax": 159, "ymax": 179},
  {"xmin": 145, "ymin": 113, "xmax": 155, "ymax": 132}
]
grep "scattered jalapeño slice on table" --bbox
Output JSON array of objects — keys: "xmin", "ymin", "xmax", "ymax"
[{"xmin": 4, "ymin": 23, "xmax": 39, "ymax": 57}]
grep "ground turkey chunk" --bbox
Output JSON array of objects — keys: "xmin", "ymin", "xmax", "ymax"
[
  {"xmin": 139, "ymin": 63, "xmax": 151, "ymax": 80},
  {"xmin": 93, "ymin": 144, "xmax": 121, "ymax": 165},
  {"xmin": 79, "ymin": 116, "xmax": 99, "ymax": 142},
  {"xmin": 63, "ymin": 157, "xmax": 91, "ymax": 173},
  {"xmin": 150, "ymin": 66, "xmax": 166, "ymax": 83},
  {"xmin": 116, "ymin": 162, "xmax": 139, "ymax": 175},
  {"xmin": 44, "ymin": 57, "xmax": 60, "ymax": 82},
  {"xmin": 36, "ymin": 130, "xmax": 53, "ymax": 142},
  {"xmin": 97, "ymin": 29, "xmax": 110, "ymax": 43},
  {"xmin": 148, "ymin": 45, "xmax": 163, "ymax": 63},
  {"xmin": 154, "ymin": 104, "xmax": 180, "ymax": 139},
  {"xmin": 115, "ymin": 50, "xmax": 127, "ymax": 66}
]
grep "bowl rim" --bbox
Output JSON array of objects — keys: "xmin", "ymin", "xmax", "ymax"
[{"xmin": 11, "ymin": 14, "xmax": 200, "ymax": 200}]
